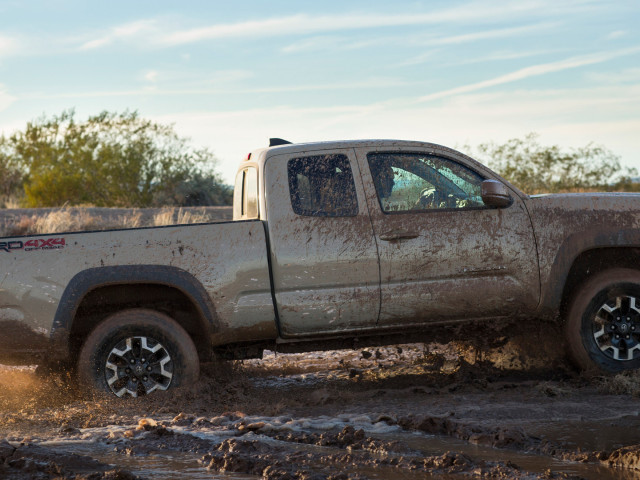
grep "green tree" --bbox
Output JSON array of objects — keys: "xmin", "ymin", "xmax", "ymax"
[
  {"xmin": 472, "ymin": 133, "xmax": 637, "ymax": 194},
  {"xmin": 4, "ymin": 110, "xmax": 230, "ymax": 207}
]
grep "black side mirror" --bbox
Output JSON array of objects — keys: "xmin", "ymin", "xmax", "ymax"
[{"xmin": 481, "ymin": 180, "xmax": 513, "ymax": 208}]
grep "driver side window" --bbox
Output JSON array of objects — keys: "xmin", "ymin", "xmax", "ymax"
[{"xmin": 367, "ymin": 152, "xmax": 484, "ymax": 213}]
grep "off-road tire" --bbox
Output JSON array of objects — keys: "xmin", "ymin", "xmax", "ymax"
[
  {"xmin": 566, "ymin": 268, "xmax": 640, "ymax": 373},
  {"xmin": 77, "ymin": 309, "xmax": 199, "ymax": 398}
]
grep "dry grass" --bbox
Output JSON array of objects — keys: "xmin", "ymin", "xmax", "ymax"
[
  {"xmin": 1, "ymin": 210, "xmax": 141, "ymax": 237},
  {"xmin": 152, "ymin": 207, "xmax": 212, "ymax": 226},
  {"xmin": 0, "ymin": 195, "xmax": 21, "ymax": 209},
  {"xmin": 0, "ymin": 207, "xmax": 230, "ymax": 237}
]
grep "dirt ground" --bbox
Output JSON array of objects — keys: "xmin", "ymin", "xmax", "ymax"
[{"xmin": 1, "ymin": 323, "xmax": 640, "ymax": 479}]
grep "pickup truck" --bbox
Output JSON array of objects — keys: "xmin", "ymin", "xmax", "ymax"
[{"xmin": 1, "ymin": 139, "xmax": 639, "ymax": 398}]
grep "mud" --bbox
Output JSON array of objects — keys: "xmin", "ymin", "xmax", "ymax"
[
  {"xmin": 2, "ymin": 337, "xmax": 640, "ymax": 479},
  {"xmin": 0, "ymin": 440, "xmax": 139, "ymax": 479}
]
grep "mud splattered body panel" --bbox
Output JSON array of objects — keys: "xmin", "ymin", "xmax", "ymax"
[
  {"xmin": 353, "ymin": 144, "xmax": 540, "ymax": 325},
  {"xmin": 0, "ymin": 221, "xmax": 275, "ymax": 361},
  {"xmin": 527, "ymin": 193, "xmax": 640, "ymax": 316},
  {"xmin": 264, "ymin": 148, "xmax": 380, "ymax": 337}
]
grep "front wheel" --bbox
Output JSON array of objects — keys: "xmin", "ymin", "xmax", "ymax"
[
  {"xmin": 566, "ymin": 268, "xmax": 640, "ymax": 373},
  {"xmin": 77, "ymin": 309, "xmax": 199, "ymax": 398}
]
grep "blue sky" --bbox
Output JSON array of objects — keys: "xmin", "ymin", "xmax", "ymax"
[{"xmin": 0, "ymin": 0, "xmax": 639, "ymax": 183}]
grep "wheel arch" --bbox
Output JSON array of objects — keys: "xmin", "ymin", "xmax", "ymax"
[
  {"xmin": 50, "ymin": 265, "xmax": 218, "ymax": 363},
  {"xmin": 537, "ymin": 227, "xmax": 640, "ymax": 318},
  {"xmin": 559, "ymin": 247, "xmax": 640, "ymax": 319}
]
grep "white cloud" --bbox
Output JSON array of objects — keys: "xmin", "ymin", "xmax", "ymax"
[
  {"xmin": 79, "ymin": 19, "xmax": 157, "ymax": 51},
  {"xmin": 443, "ymin": 48, "xmax": 566, "ymax": 67},
  {"xmin": 281, "ymin": 22, "xmax": 550, "ymax": 56},
  {"xmin": 20, "ymin": 76, "xmax": 410, "ymax": 101},
  {"xmin": 282, "ymin": 35, "xmax": 348, "ymax": 54},
  {"xmin": 606, "ymin": 30, "xmax": 627, "ymax": 40},
  {"xmin": 413, "ymin": 22, "xmax": 558, "ymax": 47},
  {"xmin": 144, "ymin": 70, "xmax": 159, "ymax": 82},
  {"xmin": 419, "ymin": 47, "xmax": 640, "ymax": 102},
  {"xmin": 154, "ymin": 1, "xmax": 589, "ymax": 46},
  {"xmin": 207, "ymin": 70, "xmax": 254, "ymax": 84},
  {"xmin": 0, "ymin": 34, "xmax": 21, "ymax": 57},
  {"xmin": 153, "ymin": 82, "xmax": 640, "ymax": 183},
  {"xmin": 586, "ymin": 68, "xmax": 640, "ymax": 84}
]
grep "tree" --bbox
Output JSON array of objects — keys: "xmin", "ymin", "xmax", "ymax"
[
  {"xmin": 472, "ymin": 133, "xmax": 637, "ymax": 194},
  {"xmin": 3, "ymin": 110, "xmax": 230, "ymax": 207}
]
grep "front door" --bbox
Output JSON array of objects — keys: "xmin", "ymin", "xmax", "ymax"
[
  {"xmin": 265, "ymin": 148, "xmax": 380, "ymax": 337},
  {"xmin": 354, "ymin": 146, "xmax": 540, "ymax": 326}
]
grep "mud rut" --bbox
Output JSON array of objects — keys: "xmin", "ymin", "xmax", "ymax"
[{"xmin": 1, "ymin": 323, "xmax": 640, "ymax": 480}]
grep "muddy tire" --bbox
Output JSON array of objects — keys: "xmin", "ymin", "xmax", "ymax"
[
  {"xmin": 77, "ymin": 309, "xmax": 199, "ymax": 398},
  {"xmin": 566, "ymin": 268, "xmax": 640, "ymax": 373}
]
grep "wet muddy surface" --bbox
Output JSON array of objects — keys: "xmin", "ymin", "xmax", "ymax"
[{"xmin": 2, "ymin": 332, "xmax": 640, "ymax": 479}]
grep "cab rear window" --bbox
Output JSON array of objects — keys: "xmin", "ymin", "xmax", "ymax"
[{"xmin": 287, "ymin": 154, "xmax": 358, "ymax": 217}]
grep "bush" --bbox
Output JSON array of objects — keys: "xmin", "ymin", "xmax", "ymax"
[
  {"xmin": 472, "ymin": 133, "xmax": 637, "ymax": 194},
  {"xmin": 2, "ymin": 110, "xmax": 231, "ymax": 207}
]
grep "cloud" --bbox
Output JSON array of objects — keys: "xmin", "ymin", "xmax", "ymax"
[
  {"xmin": 21, "ymin": 75, "xmax": 410, "ymax": 100},
  {"xmin": 443, "ymin": 48, "xmax": 566, "ymax": 67},
  {"xmin": 0, "ymin": 34, "xmax": 21, "ymax": 58},
  {"xmin": 606, "ymin": 30, "xmax": 627, "ymax": 40},
  {"xmin": 144, "ymin": 70, "xmax": 159, "ymax": 82},
  {"xmin": 152, "ymin": 82, "xmax": 640, "ymax": 183},
  {"xmin": 54, "ymin": 0, "xmax": 598, "ymax": 52},
  {"xmin": 282, "ymin": 21, "xmax": 555, "ymax": 57},
  {"xmin": 155, "ymin": 1, "xmax": 587, "ymax": 46},
  {"xmin": 79, "ymin": 19, "xmax": 157, "ymax": 50},
  {"xmin": 419, "ymin": 46, "xmax": 640, "ymax": 102},
  {"xmin": 414, "ymin": 22, "xmax": 557, "ymax": 47},
  {"xmin": 586, "ymin": 67, "xmax": 640, "ymax": 84}
]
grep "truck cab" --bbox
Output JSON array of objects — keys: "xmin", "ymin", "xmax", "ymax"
[{"xmin": 233, "ymin": 139, "xmax": 539, "ymax": 339}]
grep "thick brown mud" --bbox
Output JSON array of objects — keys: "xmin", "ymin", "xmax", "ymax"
[{"xmin": 2, "ymin": 331, "xmax": 640, "ymax": 479}]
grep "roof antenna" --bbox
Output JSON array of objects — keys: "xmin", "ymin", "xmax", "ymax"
[{"xmin": 269, "ymin": 138, "xmax": 292, "ymax": 147}]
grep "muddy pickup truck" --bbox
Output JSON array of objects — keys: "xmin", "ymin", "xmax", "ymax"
[{"xmin": 1, "ymin": 139, "xmax": 640, "ymax": 397}]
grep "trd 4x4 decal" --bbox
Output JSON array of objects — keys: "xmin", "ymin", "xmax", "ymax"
[{"xmin": 0, "ymin": 238, "xmax": 66, "ymax": 252}]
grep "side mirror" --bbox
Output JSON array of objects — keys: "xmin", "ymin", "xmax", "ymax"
[{"xmin": 481, "ymin": 180, "xmax": 513, "ymax": 208}]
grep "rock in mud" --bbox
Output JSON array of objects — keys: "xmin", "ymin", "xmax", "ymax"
[
  {"xmin": 111, "ymin": 424, "xmax": 214, "ymax": 456},
  {"xmin": 605, "ymin": 444, "xmax": 640, "ymax": 470}
]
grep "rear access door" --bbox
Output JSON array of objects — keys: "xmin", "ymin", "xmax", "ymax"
[{"xmin": 264, "ymin": 148, "xmax": 380, "ymax": 337}]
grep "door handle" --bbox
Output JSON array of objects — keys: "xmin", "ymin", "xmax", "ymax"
[{"xmin": 379, "ymin": 230, "xmax": 419, "ymax": 241}]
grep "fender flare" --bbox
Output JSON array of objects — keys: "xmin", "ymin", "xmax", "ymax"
[
  {"xmin": 50, "ymin": 265, "xmax": 219, "ymax": 354},
  {"xmin": 540, "ymin": 229, "xmax": 640, "ymax": 313}
]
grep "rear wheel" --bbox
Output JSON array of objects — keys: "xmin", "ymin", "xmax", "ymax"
[
  {"xmin": 566, "ymin": 268, "xmax": 640, "ymax": 372},
  {"xmin": 77, "ymin": 309, "xmax": 199, "ymax": 398}
]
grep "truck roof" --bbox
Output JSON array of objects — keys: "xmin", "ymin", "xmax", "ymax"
[
  {"xmin": 241, "ymin": 138, "xmax": 460, "ymax": 168},
  {"xmin": 240, "ymin": 138, "xmax": 484, "ymax": 175}
]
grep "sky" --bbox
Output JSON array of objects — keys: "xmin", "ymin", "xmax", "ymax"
[{"xmin": 0, "ymin": 0, "xmax": 639, "ymax": 184}]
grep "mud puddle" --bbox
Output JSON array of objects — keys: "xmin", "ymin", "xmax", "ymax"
[
  {"xmin": 3, "ymin": 339, "xmax": 640, "ymax": 478},
  {"xmin": 40, "ymin": 441, "xmax": 217, "ymax": 479},
  {"xmin": 528, "ymin": 419, "xmax": 640, "ymax": 452},
  {"xmin": 398, "ymin": 432, "xmax": 640, "ymax": 480},
  {"xmin": 23, "ymin": 412, "xmax": 640, "ymax": 480}
]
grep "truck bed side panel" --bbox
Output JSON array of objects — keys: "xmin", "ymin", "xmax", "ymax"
[{"xmin": 0, "ymin": 221, "xmax": 275, "ymax": 359}]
